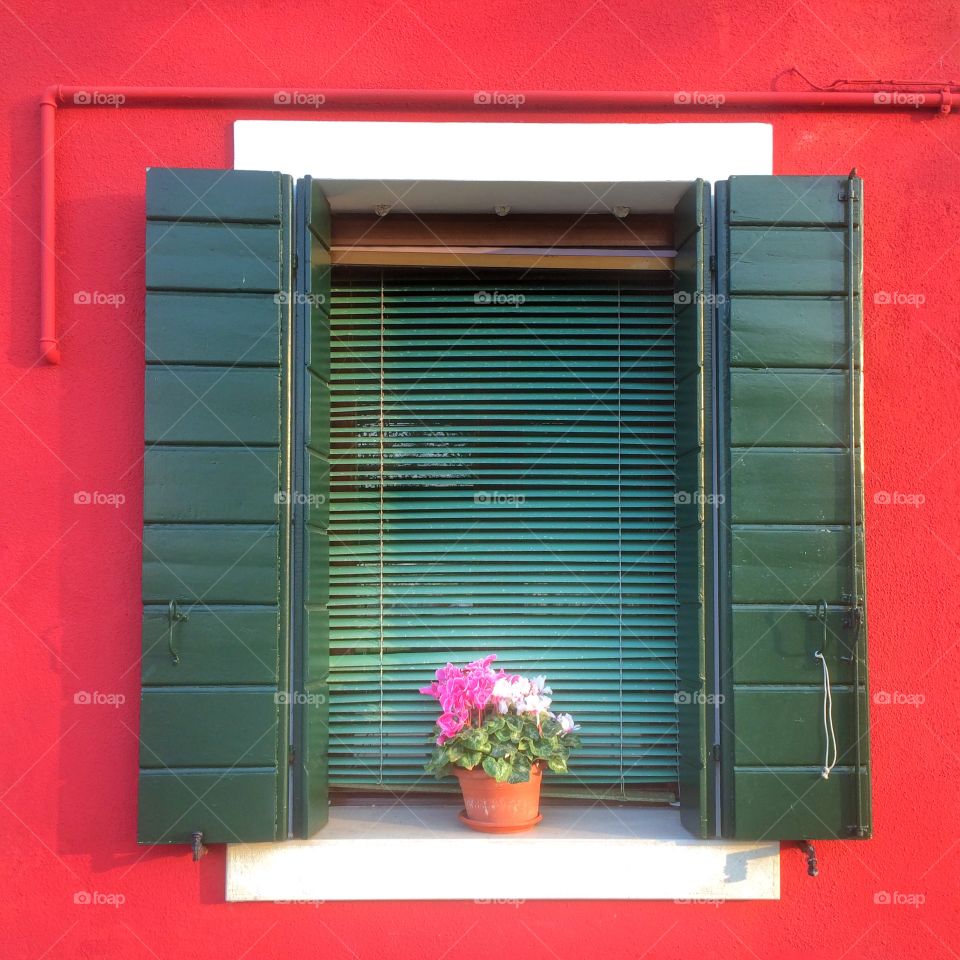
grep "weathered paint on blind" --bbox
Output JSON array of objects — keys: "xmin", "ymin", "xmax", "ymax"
[
  {"xmin": 717, "ymin": 174, "xmax": 871, "ymax": 840},
  {"xmin": 139, "ymin": 168, "xmax": 293, "ymax": 844},
  {"xmin": 327, "ymin": 269, "xmax": 679, "ymax": 796}
]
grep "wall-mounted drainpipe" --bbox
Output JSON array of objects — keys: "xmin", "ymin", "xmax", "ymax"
[{"xmin": 37, "ymin": 81, "xmax": 959, "ymax": 365}]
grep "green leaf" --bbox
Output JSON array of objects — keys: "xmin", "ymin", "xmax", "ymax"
[{"xmin": 482, "ymin": 756, "xmax": 501, "ymax": 779}]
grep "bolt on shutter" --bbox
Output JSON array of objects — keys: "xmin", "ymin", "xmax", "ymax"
[
  {"xmin": 327, "ymin": 268, "xmax": 679, "ymax": 796},
  {"xmin": 291, "ymin": 177, "xmax": 332, "ymax": 837},
  {"xmin": 139, "ymin": 168, "xmax": 294, "ymax": 844},
  {"xmin": 716, "ymin": 173, "xmax": 871, "ymax": 840},
  {"xmin": 672, "ymin": 180, "xmax": 718, "ymax": 838}
]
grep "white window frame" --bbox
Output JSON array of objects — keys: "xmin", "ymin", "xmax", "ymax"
[{"xmin": 227, "ymin": 119, "xmax": 778, "ymax": 902}]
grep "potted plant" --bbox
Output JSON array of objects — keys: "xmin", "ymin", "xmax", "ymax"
[{"xmin": 419, "ymin": 655, "xmax": 581, "ymax": 832}]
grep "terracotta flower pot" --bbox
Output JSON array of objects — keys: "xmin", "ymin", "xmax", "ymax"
[{"xmin": 454, "ymin": 763, "xmax": 543, "ymax": 833}]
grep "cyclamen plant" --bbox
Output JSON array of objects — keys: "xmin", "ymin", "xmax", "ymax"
[{"xmin": 419, "ymin": 655, "xmax": 581, "ymax": 784}]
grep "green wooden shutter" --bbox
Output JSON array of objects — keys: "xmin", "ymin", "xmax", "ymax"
[
  {"xmin": 673, "ymin": 181, "xmax": 718, "ymax": 837},
  {"xmin": 716, "ymin": 173, "xmax": 871, "ymax": 840},
  {"xmin": 327, "ymin": 269, "xmax": 679, "ymax": 797},
  {"xmin": 291, "ymin": 177, "xmax": 332, "ymax": 837},
  {"xmin": 139, "ymin": 168, "xmax": 293, "ymax": 844}
]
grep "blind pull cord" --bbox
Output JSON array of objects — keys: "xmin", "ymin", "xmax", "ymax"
[
  {"xmin": 378, "ymin": 272, "xmax": 386, "ymax": 786},
  {"xmin": 616, "ymin": 278, "xmax": 625, "ymax": 797},
  {"xmin": 813, "ymin": 600, "xmax": 837, "ymax": 780}
]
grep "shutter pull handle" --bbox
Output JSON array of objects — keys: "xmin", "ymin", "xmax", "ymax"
[
  {"xmin": 167, "ymin": 599, "xmax": 188, "ymax": 665},
  {"xmin": 812, "ymin": 601, "xmax": 838, "ymax": 780}
]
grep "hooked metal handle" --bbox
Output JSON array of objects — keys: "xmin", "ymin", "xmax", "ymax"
[
  {"xmin": 167, "ymin": 599, "xmax": 188, "ymax": 665},
  {"xmin": 810, "ymin": 599, "xmax": 829, "ymax": 659}
]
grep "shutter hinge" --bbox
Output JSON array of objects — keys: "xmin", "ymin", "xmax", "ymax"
[
  {"xmin": 190, "ymin": 831, "xmax": 207, "ymax": 862},
  {"xmin": 709, "ymin": 254, "xmax": 716, "ymax": 274},
  {"xmin": 839, "ymin": 168, "xmax": 860, "ymax": 203},
  {"xmin": 291, "ymin": 251, "xmax": 299, "ymax": 274},
  {"xmin": 711, "ymin": 742, "xmax": 721, "ymax": 762}
]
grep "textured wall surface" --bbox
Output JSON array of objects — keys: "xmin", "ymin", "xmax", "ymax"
[{"xmin": 1, "ymin": 1, "xmax": 959, "ymax": 957}]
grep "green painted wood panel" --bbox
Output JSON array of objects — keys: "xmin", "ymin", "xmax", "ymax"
[
  {"xmin": 142, "ymin": 606, "xmax": 279, "ymax": 685},
  {"xmin": 142, "ymin": 525, "xmax": 279, "ymax": 604},
  {"xmin": 146, "ymin": 222, "xmax": 284, "ymax": 292},
  {"xmin": 299, "ymin": 681, "xmax": 330, "ymax": 838},
  {"xmin": 733, "ymin": 688, "xmax": 855, "ymax": 765},
  {"xmin": 145, "ymin": 293, "xmax": 280, "ymax": 365},
  {"xmin": 730, "ymin": 608, "xmax": 855, "ymax": 685},
  {"xmin": 730, "ymin": 370, "xmax": 847, "ymax": 447},
  {"xmin": 139, "ymin": 689, "xmax": 279, "ymax": 768},
  {"xmin": 718, "ymin": 174, "xmax": 870, "ymax": 841},
  {"xmin": 305, "ymin": 372, "xmax": 331, "ymax": 456},
  {"xmin": 731, "ymin": 770, "xmax": 861, "ymax": 841},
  {"xmin": 729, "ymin": 298, "xmax": 848, "ymax": 368},
  {"xmin": 731, "ymin": 450, "xmax": 850, "ymax": 524},
  {"xmin": 146, "ymin": 168, "xmax": 285, "ymax": 223},
  {"xmin": 139, "ymin": 168, "xmax": 293, "ymax": 846},
  {"xmin": 145, "ymin": 368, "xmax": 280, "ymax": 445},
  {"xmin": 727, "ymin": 176, "xmax": 848, "ymax": 226},
  {"xmin": 292, "ymin": 178, "xmax": 333, "ymax": 838},
  {"xmin": 138, "ymin": 771, "xmax": 279, "ymax": 844},
  {"xmin": 728, "ymin": 229, "xmax": 847, "ymax": 294},
  {"xmin": 731, "ymin": 528, "xmax": 849, "ymax": 604},
  {"xmin": 672, "ymin": 181, "xmax": 715, "ymax": 838},
  {"xmin": 144, "ymin": 447, "xmax": 278, "ymax": 522}
]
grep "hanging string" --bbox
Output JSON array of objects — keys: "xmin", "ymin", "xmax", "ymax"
[
  {"xmin": 616, "ymin": 277, "xmax": 625, "ymax": 798},
  {"xmin": 378, "ymin": 271, "xmax": 386, "ymax": 786},
  {"xmin": 814, "ymin": 650, "xmax": 838, "ymax": 780},
  {"xmin": 813, "ymin": 601, "xmax": 837, "ymax": 780}
]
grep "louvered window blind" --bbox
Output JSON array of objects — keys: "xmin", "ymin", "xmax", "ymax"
[{"xmin": 328, "ymin": 269, "xmax": 679, "ymax": 798}]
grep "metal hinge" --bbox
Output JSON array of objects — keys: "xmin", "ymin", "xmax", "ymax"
[
  {"xmin": 291, "ymin": 251, "xmax": 299, "ymax": 274},
  {"xmin": 839, "ymin": 168, "xmax": 860, "ymax": 203},
  {"xmin": 712, "ymin": 743, "xmax": 721, "ymax": 762},
  {"xmin": 191, "ymin": 831, "xmax": 207, "ymax": 862},
  {"xmin": 709, "ymin": 254, "xmax": 716, "ymax": 273}
]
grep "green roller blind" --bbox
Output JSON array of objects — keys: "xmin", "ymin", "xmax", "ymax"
[{"xmin": 327, "ymin": 269, "xmax": 679, "ymax": 795}]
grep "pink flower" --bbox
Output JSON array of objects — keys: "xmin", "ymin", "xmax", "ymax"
[{"xmin": 436, "ymin": 711, "xmax": 466, "ymax": 745}]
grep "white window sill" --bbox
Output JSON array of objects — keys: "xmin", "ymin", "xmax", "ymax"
[{"xmin": 226, "ymin": 804, "xmax": 779, "ymax": 901}]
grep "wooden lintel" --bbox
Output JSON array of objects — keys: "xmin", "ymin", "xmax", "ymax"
[{"xmin": 331, "ymin": 213, "xmax": 673, "ymax": 250}]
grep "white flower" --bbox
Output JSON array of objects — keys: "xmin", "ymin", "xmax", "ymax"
[
  {"xmin": 519, "ymin": 693, "xmax": 551, "ymax": 715},
  {"xmin": 557, "ymin": 713, "xmax": 578, "ymax": 734}
]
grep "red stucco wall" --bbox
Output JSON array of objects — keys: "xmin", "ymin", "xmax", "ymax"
[{"xmin": 2, "ymin": 2, "xmax": 959, "ymax": 957}]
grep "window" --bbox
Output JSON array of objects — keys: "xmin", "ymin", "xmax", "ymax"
[
  {"xmin": 327, "ymin": 268, "xmax": 679, "ymax": 800},
  {"xmin": 139, "ymin": 168, "xmax": 870, "ymax": 861}
]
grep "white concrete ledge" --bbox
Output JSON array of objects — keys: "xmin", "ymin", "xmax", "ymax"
[{"xmin": 226, "ymin": 804, "xmax": 779, "ymax": 901}]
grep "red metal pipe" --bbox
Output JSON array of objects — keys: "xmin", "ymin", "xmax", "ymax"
[
  {"xmin": 40, "ymin": 88, "xmax": 60, "ymax": 365},
  {"xmin": 38, "ymin": 82, "xmax": 959, "ymax": 365}
]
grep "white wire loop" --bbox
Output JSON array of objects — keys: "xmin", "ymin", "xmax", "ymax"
[{"xmin": 814, "ymin": 650, "xmax": 838, "ymax": 780}]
